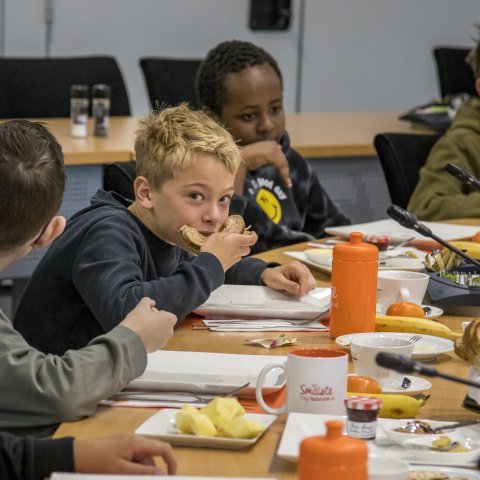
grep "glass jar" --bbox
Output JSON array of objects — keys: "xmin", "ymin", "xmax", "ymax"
[{"xmin": 345, "ymin": 396, "xmax": 382, "ymax": 440}]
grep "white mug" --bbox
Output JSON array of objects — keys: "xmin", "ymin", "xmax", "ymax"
[
  {"xmin": 350, "ymin": 337, "xmax": 414, "ymax": 389},
  {"xmin": 377, "ymin": 270, "xmax": 429, "ymax": 313},
  {"xmin": 255, "ymin": 348, "xmax": 348, "ymax": 415}
]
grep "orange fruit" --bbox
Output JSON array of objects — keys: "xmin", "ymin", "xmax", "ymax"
[
  {"xmin": 347, "ymin": 375, "xmax": 382, "ymax": 394},
  {"xmin": 386, "ymin": 301, "xmax": 425, "ymax": 318},
  {"xmin": 472, "ymin": 231, "xmax": 480, "ymax": 243}
]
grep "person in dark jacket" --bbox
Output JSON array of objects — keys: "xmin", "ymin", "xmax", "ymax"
[
  {"xmin": 15, "ymin": 105, "xmax": 315, "ymax": 355},
  {"xmin": 196, "ymin": 39, "xmax": 351, "ymax": 253},
  {"xmin": 0, "ymin": 120, "xmax": 176, "ymax": 479}
]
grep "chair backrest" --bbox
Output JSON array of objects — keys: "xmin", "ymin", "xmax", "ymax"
[
  {"xmin": 374, "ymin": 133, "xmax": 442, "ymax": 209},
  {"xmin": 433, "ymin": 46, "xmax": 476, "ymax": 98},
  {"xmin": 139, "ymin": 57, "xmax": 202, "ymax": 109},
  {"xmin": 0, "ymin": 56, "xmax": 131, "ymax": 118}
]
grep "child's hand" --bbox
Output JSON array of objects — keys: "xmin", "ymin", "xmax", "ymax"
[
  {"xmin": 241, "ymin": 141, "xmax": 292, "ymax": 188},
  {"xmin": 201, "ymin": 231, "xmax": 258, "ymax": 271},
  {"xmin": 260, "ymin": 262, "xmax": 315, "ymax": 296},
  {"xmin": 120, "ymin": 297, "xmax": 176, "ymax": 352},
  {"xmin": 74, "ymin": 434, "xmax": 177, "ymax": 475}
]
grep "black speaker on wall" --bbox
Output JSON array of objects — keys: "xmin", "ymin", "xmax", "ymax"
[{"xmin": 249, "ymin": 0, "xmax": 292, "ymax": 30}]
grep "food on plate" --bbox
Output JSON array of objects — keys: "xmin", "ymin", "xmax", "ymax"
[
  {"xmin": 408, "ymin": 472, "xmax": 468, "ymax": 480},
  {"xmin": 346, "ymin": 392, "xmax": 425, "ymax": 418},
  {"xmin": 431, "ymin": 435, "xmax": 468, "ymax": 453},
  {"xmin": 177, "ymin": 214, "xmax": 250, "ymax": 254},
  {"xmin": 393, "ymin": 420, "xmax": 439, "ymax": 434},
  {"xmin": 200, "ymin": 397, "xmax": 245, "ymax": 428},
  {"xmin": 386, "ymin": 302, "xmax": 425, "ymax": 318},
  {"xmin": 375, "ymin": 314, "xmax": 462, "ymax": 340},
  {"xmin": 454, "ymin": 318, "xmax": 480, "ymax": 364},
  {"xmin": 424, "ymin": 248, "xmax": 464, "ymax": 272},
  {"xmin": 175, "ymin": 398, "xmax": 266, "ymax": 439},
  {"xmin": 347, "ymin": 375, "xmax": 382, "ymax": 394},
  {"xmin": 217, "ymin": 415, "xmax": 266, "ymax": 439},
  {"xmin": 175, "ymin": 404, "xmax": 216, "ymax": 437}
]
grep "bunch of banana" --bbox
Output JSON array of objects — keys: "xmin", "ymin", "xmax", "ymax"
[
  {"xmin": 375, "ymin": 314, "xmax": 462, "ymax": 340},
  {"xmin": 347, "ymin": 392, "xmax": 425, "ymax": 418},
  {"xmin": 449, "ymin": 241, "xmax": 480, "ymax": 260}
]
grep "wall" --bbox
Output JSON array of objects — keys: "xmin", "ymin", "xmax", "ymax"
[{"xmin": 1, "ymin": 1, "xmax": 479, "ymax": 116}]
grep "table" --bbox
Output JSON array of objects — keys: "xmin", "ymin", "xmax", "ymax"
[
  {"xmin": 53, "ymin": 241, "xmax": 477, "ymax": 479},
  {"xmin": 37, "ymin": 111, "xmax": 415, "ymax": 164}
]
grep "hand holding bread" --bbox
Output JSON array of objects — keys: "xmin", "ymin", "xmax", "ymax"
[{"xmin": 176, "ymin": 215, "xmax": 257, "ymax": 270}]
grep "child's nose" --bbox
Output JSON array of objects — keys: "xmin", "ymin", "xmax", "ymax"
[
  {"xmin": 257, "ymin": 113, "xmax": 275, "ymax": 133},
  {"xmin": 203, "ymin": 204, "xmax": 222, "ymax": 224}
]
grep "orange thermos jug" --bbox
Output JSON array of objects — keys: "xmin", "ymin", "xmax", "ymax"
[
  {"xmin": 329, "ymin": 231, "xmax": 378, "ymax": 339},
  {"xmin": 298, "ymin": 420, "xmax": 368, "ymax": 480}
]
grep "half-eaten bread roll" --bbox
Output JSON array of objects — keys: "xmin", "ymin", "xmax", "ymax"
[{"xmin": 177, "ymin": 215, "xmax": 250, "ymax": 255}]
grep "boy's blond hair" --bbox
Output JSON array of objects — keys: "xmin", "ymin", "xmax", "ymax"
[{"xmin": 134, "ymin": 104, "xmax": 242, "ymax": 189}]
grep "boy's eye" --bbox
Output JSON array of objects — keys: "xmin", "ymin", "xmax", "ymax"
[
  {"xmin": 241, "ymin": 113, "xmax": 256, "ymax": 122},
  {"xmin": 189, "ymin": 192, "xmax": 204, "ymax": 201},
  {"xmin": 219, "ymin": 195, "xmax": 232, "ymax": 204},
  {"xmin": 271, "ymin": 105, "xmax": 283, "ymax": 115}
]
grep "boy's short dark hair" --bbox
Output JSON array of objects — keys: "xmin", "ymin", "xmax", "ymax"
[
  {"xmin": 196, "ymin": 40, "xmax": 283, "ymax": 116},
  {"xmin": 0, "ymin": 120, "xmax": 65, "ymax": 251}
]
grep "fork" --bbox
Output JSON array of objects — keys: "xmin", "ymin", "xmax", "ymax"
[
  {"xmin": 111, "ymin": 381, "xmax": 250, "ymax": 403},
  {"xmin": 409, "ymin": 334, "xmax": 422, "ymax": 343}
]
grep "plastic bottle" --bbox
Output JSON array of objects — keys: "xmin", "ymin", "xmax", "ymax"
[
  {"xmin": 70, "ymin": 84, "xmax": 89, "ymax": 138},
  {"xmin": 298, "ymin": 420, "xmax": 368, "ymax": 480},
  {"xmin": 329, "ymin": 231, "xmax": 378, "ymax": 338},
  {"xmin": 92, "ymin": 84, "xmax": 111, "ymax": 137}
]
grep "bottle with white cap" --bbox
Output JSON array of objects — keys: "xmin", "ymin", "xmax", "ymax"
[{"xmin": 70, "ymin": 85, "xmax": 89, "ymax": 138}]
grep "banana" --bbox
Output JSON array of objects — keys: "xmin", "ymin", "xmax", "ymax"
[
  {"xmin": 375, "ymin": 314, "xmax": 462, "ymax": 340},
  {"xmin": 448, "ymin": 241, "xmax": 480, "ymax": 260},
  {"xmin": 347, "ymin": 392, "xmax": 425, "ymax": 418}
]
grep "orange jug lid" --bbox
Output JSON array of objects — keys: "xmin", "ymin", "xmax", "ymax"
[
  {"xmin": 333, "ymin": 232, "xmax": 378, "ymax": 261},
  {"xmin": 299, "ymin": 420, "xmax": 368, "ymax": 476}
]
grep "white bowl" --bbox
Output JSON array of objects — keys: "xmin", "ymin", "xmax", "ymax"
[
  {"xmin": 403, "ymin": 434, "xmax": 480, "ymax": 464},
  {"xmin": 380, "ymin": 419, "xmax": 457, "ymax": 446}
]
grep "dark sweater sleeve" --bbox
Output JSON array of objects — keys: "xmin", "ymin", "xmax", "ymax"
[{"xmin": 0, "ymin": 432, "xmax": 73, "ymax": 480}]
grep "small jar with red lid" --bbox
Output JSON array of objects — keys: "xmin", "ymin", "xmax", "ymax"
[
  {"xmin": 364, "ymin": 234, "xmax": 391, "ymax": 252},
  {"xmin": 345, "ymin": 396, "xmax": 382, "ymax": 440}
]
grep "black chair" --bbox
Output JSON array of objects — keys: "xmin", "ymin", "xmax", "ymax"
[
  {"xmin": 0, "ymin": 55, "xmax": 131, "ymax": 117},
  {"xmin": 433, "ymin": 47, "xmax": 476, "ymax": 98},
  {"xmin": 103, "ymin": 161, "xmax": 136, "ymax": 200},
  {"xmin": 139, "ymin": 57, "xmax": 202, "ymax": 109},
  {"xmin": 374, "ymin": 133, "xmax": 442, "ymax": 209}
]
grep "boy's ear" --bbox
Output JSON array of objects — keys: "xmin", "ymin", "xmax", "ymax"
[
  {"xmin": 133, "ymin": 176, "xmax": 155, "ymax": 209},
  {"xmin": 32, "ymin": 216, "xmax": 66, "ymax": 250}
]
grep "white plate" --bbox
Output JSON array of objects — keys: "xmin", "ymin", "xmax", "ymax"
[
  {"xmin": 194, "ymin": 285, "xmax": 331, "ymax": 320},
  {"xmin": 375, "ymin": 305, "xmax": 444, "ymax": 320},
  {"xmin": 127, "ymin": 351, "xmax": 286, "ymax": 397},
  {"xmin": 336, "ymin": 332, "xmax": 454, "ymax": 361},
  {"xmin": 51, "ymin": 475, "xmax": 272, "ymax": 480},
  {"xmin": 135, "ymin": 409, "xmax": 276, "ymax": 449},
  {"xmin": 346, "ymin": 374, "xmax": 431, "ymax": 395},
  {"xmin": 380, "ymin": 419, "xmax": 459, "ymax": 446},
  {"xmin": 407, "ymin": 465, "xmax": 480, "ymax": 479},
  {"xmin": 277, "ymin": 413, "xmax": 347, "ymax": 462},
  {"xmin": 325, "ymin": 219, "xmax": 480, "ymax": 244},
  {"xmin": 421, "ymin": 305, "xmax": 444, "ymax": 320},
  {"xmin": 286, "ymin": 251, "xmax": 425, "ymax": 274},
  {"xmin": 277, "ymin": 413, "xmax": 480, "ymax": 466},
  {"xmin": 403, "ymin": 434, "xmax": 480, "ymax": 464}
]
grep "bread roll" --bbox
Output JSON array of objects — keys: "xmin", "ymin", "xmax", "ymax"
[{"xmin": 177, "ymin": 215, "xmax": 250, "ymax": 255}]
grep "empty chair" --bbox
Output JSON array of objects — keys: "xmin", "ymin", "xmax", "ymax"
[
  {"xmin": 433, "ymin": 47, "xmax": 476, "ymax": 98},
  {"xmin": 374, "ymin": 133, "xmax": 442, "ymax": 209},
  {"xmin": 139, "ymin": 57, "xmax": 202, "ymax": 109},
  {"xmin": 0, "ymin": 55, "xmax": 131, "ymax": 118}
]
